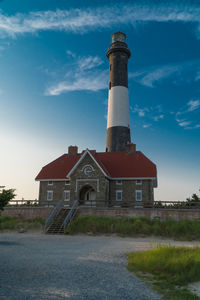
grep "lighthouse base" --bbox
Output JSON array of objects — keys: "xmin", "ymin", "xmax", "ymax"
[{"xmin": 106, "ymin": 126, "xmax": 130, "ymax": 152}]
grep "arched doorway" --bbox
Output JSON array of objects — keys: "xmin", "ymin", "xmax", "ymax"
[{"xmin": 79, "ymin": 185, "xmax": 96, "ymax": 207}]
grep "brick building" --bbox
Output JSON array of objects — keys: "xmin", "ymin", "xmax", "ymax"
[{"xmin": 35, "ymin": 32, "xmax": 158, "ymax": 208}]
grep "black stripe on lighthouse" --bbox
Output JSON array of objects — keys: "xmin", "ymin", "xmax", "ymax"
[{"xmin": 106, "ymin": 32, "xmax": 131, "ymax": 152}]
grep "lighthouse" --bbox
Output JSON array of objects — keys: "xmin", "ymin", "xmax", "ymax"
[
  {"xmin": 106, "ymin": 31, "xmax": 131, "ymax": 152},
  {"xmin": 36, "ymin": 30, "xmax": 157, "ymax": 210}
]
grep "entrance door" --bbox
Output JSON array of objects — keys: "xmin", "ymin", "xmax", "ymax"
[{"xmin": 79, "ymin": 185, "xmax": 96, "ymax": 207}]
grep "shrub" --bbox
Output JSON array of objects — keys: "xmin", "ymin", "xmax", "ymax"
[
  {"xmin": 67, "ymin": 215, "xmax": 200, "ymax": 240},
  {"xmin": 0, "ymin": 216, "xmax": 45, "ymax": 231}
]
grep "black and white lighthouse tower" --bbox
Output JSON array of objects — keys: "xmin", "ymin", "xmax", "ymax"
[{"xmin": 106, "ymin": 31, "xmax": 131, "ymax": 152}]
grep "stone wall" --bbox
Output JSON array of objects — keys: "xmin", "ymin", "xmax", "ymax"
[
  {"xmin": 78, "ymin": 208, "xmax": 200, "ymax": 221},
  {"xmin": 1, "ymin": 207, "xmax": 52, "ymax": 219},
  {"xmin": 39, "ymin": 181, "xmax": 70, "ymax": 207},
  {"xmin": 109, "ymin": 179, "xmax": 153, "ymax": 205},
  {"xmin": 39, "ymin": 153, "xmax": 108, "ymax": 208},
  {"xmin": 70, "ymin": 153, "xmax": 107, "ymax": 207},
  {"xmin": 2, "ymin": 207, "xmax": 200, "ymax": 221}
]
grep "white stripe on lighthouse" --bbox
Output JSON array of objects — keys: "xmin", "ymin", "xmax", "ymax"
[{"xmin": 107, "ymin": 86, "xmax": 130, "ymax": 128}]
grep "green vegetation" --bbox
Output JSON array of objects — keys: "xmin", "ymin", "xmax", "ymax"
[
  {"xmin": 66, "ymin": 215, "xmax": 200, "ymax": 240},
  {"xmin": 0, "ymin": 186, "xmax": 16, "ymax": 211},
  {"xmin": 0, "ymin": 215, "xmax": 45, "ymax": 231},
  {"xmin": 128, "ymin": 245, "xmax": 200, "ymax": 299},
  {"xmin": 155, "ymin": 188, "xmax": 200, "ymax": 209}
]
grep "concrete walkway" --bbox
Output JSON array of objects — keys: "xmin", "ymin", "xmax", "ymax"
[{"xmin": 1, "ymin": 233, "xmax": 199, "ymax": 300}]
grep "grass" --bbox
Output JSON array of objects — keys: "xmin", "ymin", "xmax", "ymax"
[
  {"xmin": 0, "ymin": 215, "xmax": 45, "ymax": 231},
  {"xmin": 127, "ymin": 245, "xmax": 200, "ymax": 299},
  {"xmin": 66, "ymin": 215, "xmax": 200, "ymax": 240}
]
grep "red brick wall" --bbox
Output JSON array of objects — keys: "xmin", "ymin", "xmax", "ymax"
[
  {"xmin": 2, "ymin": 207, "xmax": 200, "ymax": 221},
  {"xmin": 78, "ymin": 208, "xmax": 200, "ymax": 221},
  {"xmin": 1, "ymin": 207, "xmax": 52, "ymax": 219}
]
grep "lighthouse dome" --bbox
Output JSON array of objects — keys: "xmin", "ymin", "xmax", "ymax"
[{"xmin": 112, "ymin": 31, "xmax": 126, "ymax": 43}]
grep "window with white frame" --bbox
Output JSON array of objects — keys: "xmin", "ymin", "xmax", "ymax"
[
  {"xmin": 116, "ymin": 190, "xmax": 123, "ymax": 201},
  {"xmin": 116, "ymin": 180, "xmax": 122, "ymax": 185},
  {"xmin": 64, "ymin": 190, "xmax": 70, "ymax": 201},
  {"xmin": 136, "ymin": 190, "xmax": 142, "ymax": 201},
  {"xmin": 65, "ymin": 180, "xmax": 70, "ymax": 185},
  {"xmin": 47, "ymin": 190, "xmax": 53, "ymax": 201},
  {"xmin": 48, "ymin": 181, "xmax": 53, "ymax": 186},
  {"xmin": 136, "ymin": 180, "xmax": 142, "ymax": 185}
]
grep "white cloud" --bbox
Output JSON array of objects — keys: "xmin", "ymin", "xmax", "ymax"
[
  {"xmin": 133, "ymin": 105, "xmax": 149, "ymax": 117},
  {"xmin": 175, "ymin": 99, "xmax": 200, "ymax": 129},
  {"xmin": 131, "ymin": 65, "xmax": 178, "ymax": 87},
  {"xmin": 0, "ymin": 3, "xmax": 200, "ymax": 38},
  {"xmin": 143, "ymin": 124, "xmax": 151, "ymax": 128},
  {"xmin": 181, "ymin": 123, "xmax": 200, "ymax": 130},
  {"xmin": 78, "ymin": 56, "xmax": 103, "ymax": 71},
  {"xmin": 46, "ymin": 70, "xmax": 107, "ymax": 95},
  {"xmin": 178, "ymin": 121, "xmax": 191, "ymax": 127},
  {"xmin": 130, "ymin": 60, "xmax": 200, "ymax": 88},
  {"xmin": 133, "ymin": 105, "xmax": 165, "ymax": 123},
  {"xmin": 153, "ymin": 114, "xmax": 164, "ymax": 121},
  {"xmin": 46, "ymin": 53, "xmax": 106, "ymax": 95},
  {"xmin": 176, "ymin": 99, "xmax": 200, "ymax": 116},
  {"xmin": 187, "ymin": 100, "xmax": 200, "ymax": 112},
  {"xmin": 66, "ymin": 50, "xmax": 76, "ymax": 58}
]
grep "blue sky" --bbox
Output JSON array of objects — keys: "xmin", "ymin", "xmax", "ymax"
[{"xmin": 0, "ymin": 0, "xmax": 200, "ymax": 201}]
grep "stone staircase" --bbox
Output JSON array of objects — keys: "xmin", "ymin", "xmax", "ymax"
[{"xmin": 46, "ymin": 208, "xmax": 70, "ymax": 234}]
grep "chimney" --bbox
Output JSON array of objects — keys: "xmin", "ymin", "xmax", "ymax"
[
  {"xmin": 126, "ymin": 142, "xmax": 136, "ymax": 153},
  {"xmin": 68, "ymin": 145, "xmax": 78, "ymax": 155}
]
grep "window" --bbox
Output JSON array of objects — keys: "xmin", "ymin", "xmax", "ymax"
[
  {"xmin": 48, "ymin": 181, "xmax": 53, "ymax": 186},
  {"xmin": 136, "ymin": 180, "xmax": 142, "ymax": 185},
  {"xmin": 47, "ymin": 191, "xmax": 53, "ymax": 201},
  {"xmin": 136, "ymin": 190, "xmax": 142, "ymax": 202},
  {"xmin": 116, "ymin": 180, "xmax": 122, "ymax": 185},
  {"xmin": 64, "ymin": 190, "xmax": 70, "ymax": 201},
  {"xmin": 65, "ymin": 180, "xmax": 70, "ymax": 185},
  {"xmin": 116, "ymin": 190, "xmax": 123, "ymax": 201}
]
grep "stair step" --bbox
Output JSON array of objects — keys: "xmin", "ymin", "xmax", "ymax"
[{"xmin": 45, "ymin": 202, "xmax": 78, "ymax": 235}]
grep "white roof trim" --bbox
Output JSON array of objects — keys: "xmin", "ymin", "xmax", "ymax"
[
  {"xmin": 110, "ymin": 177, "xmax": 156, "ymax": 180},
  {"xmin": 36, "ymin": 176, "xmax": 157, "ymax": 182},
  {"xmin": 35, "ymin": 179, "xmax": 69, "ymax": 182},
  {"xmin": 67, "ymin": 149, "xmax": 108, "ymax": 177}
]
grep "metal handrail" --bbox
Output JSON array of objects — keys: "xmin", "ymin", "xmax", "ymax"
[
  {"xmin": 63, "ymin": 200, "xmax": 79, "ymax": 231},
  {"xmin": 45, "ymin": 199, "xmax": 64, "ymax": 229}
]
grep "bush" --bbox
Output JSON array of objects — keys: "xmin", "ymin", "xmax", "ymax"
[
  {"xmin": 0, "ymin": 216, "xmax": 45, "ymax": 231},
  {"xmin": 67, "ymin": 215, "xmax": 200, "ymax": 240},
  {"xmin": 0, "ymin": 186, "xmax": 16, "ymax": 211}
]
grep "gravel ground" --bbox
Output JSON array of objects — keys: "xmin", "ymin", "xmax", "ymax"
[{"xmin": 1, "ymin": 233, "xmax": 199, "ymax": 300}]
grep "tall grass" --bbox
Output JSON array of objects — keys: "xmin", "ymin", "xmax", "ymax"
[
  {"xmin": 128, "ymin": 245, "xmax": 200, "ymax": 299},
  {"xmin": 67, "ymin": 215, "xmax": 200, "ymax": 240},
  {"xmin": 0, "ymin": 215, "xmax": 45, "ymax": 231}
]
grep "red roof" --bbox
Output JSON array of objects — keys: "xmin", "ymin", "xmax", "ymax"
[{"xmin": 35, "ymin": 150, "xmax": 157, "ymax": 180}]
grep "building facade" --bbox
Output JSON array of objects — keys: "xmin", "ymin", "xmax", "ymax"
[
  {"xmin": 36, "ymin": 146, "xmax": 157, "ymax": 208},
  {"xmin": 35, "ymin": 32, "xmax": 158, "ymax": 208}
]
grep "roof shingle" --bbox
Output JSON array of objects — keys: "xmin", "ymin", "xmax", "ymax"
[{"xmin": 35, "ymin": 150, "xmax": 157, "ymax": 180}]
